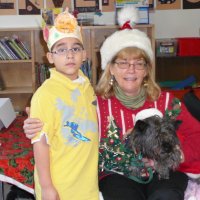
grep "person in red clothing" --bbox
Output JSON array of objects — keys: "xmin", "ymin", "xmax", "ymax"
[
  {"xmin": 23, "ymin": 6, "xmax": 200, "ymax": 200},
  {"xmin": 95, "ymin": 6, "xmax": 200, "ymax": 200}
]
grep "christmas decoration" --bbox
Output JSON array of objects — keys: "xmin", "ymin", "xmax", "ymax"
[
  {"xmin": 99, "ymin": 116, "xmax": 153, "ymax": 184},
  {"xmin": 165, "ymin": 98, "xmax": 182, "ymax": 123}
]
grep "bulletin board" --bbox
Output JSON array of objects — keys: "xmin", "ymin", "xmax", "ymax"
[
  {"xmin": 115, "ymin": 0, "xmax": 149, "ymax": 8},
  {"xmin": 0, "ymin": 0, "xmax": 140, "ymax": 15},
  {"xmin": 183, "ymin": 0, "xmax": 200, "ymax": 9},
  {"xmin": 73, "ymin": 0, "xmax": 100, "ymax": 12},
  {"xmin": 0, "ymin": 0, "xmax": 17, "ymax": 15},
  {"xmin": 1, "ymin": 0, "xmax": 200, "ymax": 15},
  {"xmin": 18, "ymin": 0, "xmax": 43, "ymax": 15},
  {"xmin": 156, "ymin": 0, "xmax": 181, "ymax": 10},
  {"xmin": 46, "ymin": 0, "xmax": 70, "ymax": 9},
  {"xmin": 102, "ymin": 0, "xmax": 115, "ymax": 12}
]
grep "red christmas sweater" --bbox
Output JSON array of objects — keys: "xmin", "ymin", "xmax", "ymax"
[{"xmin": 97, "ymin": 91, "xmax": 200, "ymax": 176}]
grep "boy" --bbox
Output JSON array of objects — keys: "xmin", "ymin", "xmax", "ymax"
[{"xmin": 30, "ymin": 9, "xmax": 99, "ymax": 200}]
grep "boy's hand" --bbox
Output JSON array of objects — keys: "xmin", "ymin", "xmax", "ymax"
[{"xmin": 42, "ymin": 185, "xmax": 60, "ymax": 200}]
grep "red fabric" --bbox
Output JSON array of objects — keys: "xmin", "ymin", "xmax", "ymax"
[
  {"xmin": 0, "ymin": 116, "xmax": 34, "ymax": 189},
  {"xmin": 97, "ymin": 91, "xmax": 200, "ymax": 175},
  {"xmin": 120, "ymin": 21, "xmax": 132, "ymax": 30}
]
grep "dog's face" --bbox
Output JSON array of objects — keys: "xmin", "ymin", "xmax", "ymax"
[{"xmin": 129, "ymin": 116, "xmax": 182, "ymax": 179}]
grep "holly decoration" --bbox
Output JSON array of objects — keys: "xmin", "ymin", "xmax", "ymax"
[
  {"xmin": 99, "ymin": 116, "xmax": 153, "ymax": 184},
  {"xmin": 165, "ymin": 98, "xmax": 181, "ymax": 120}
]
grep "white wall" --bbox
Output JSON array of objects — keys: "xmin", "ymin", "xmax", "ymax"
[
  {"xmin": 0, "ymin": 8, "xmax": 200, "ymax": 38},
  {"xmin": 149, "ymin": 9, "xmax": 200, "ymax": 38}
]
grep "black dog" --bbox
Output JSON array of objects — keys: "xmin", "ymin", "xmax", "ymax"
[{"xmin": 129, "ymin": 116, "xmax": 182, "ymax": 179}]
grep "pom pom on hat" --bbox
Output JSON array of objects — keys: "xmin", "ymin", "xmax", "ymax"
[
  {"xmin": 134, "ymin": 108, "xmax": 163, "ymax": 125},
  {"xmin": 118, "ymin": 5, "xmax": 139, "ymax": 29},
  {"xmin": 44, "ymin": 8, "xmax": 83, "ymax": 51},
  {"xmin": 100, "ymin": 5, "xmax": 153, "ymax": 70}
]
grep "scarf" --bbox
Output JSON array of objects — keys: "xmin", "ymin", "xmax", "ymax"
[{"xmin": 114, "ymin": 85, "xmax": 146, "ymax": 109}]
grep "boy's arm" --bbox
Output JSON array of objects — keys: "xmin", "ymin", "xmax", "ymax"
[{"xmin": 33, "ymin": 134, "xmax": 59, "ymax": 200}]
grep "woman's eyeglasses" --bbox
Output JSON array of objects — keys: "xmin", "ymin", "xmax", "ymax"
[
  {"xmin": 114, "ymin": 60, "xmax": 146, "ymax": 70},
  {"xmin": 51, "ymin": 47, "xmax": 83, "ymax": 56}
]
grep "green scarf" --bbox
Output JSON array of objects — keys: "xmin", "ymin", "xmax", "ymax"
[{"xmin": 114, "ymin": 85, "xmax": 146, "ymax": 109}]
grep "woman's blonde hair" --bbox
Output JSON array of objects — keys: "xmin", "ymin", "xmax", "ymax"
[{"xmin": 95, "ymin": 47, "xmax": 161, "ymax": 101}]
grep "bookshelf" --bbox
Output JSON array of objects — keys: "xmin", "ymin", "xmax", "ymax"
[{"xmin": 0, "ymin": 28, "xmax": 35, "ymax": 112}]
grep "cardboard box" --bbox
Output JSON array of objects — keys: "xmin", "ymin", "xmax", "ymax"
[
  {"xmin": 156, "ymin": 38, "xmax": 177, "ymax": 57},
  {"xmin": 0, "ymin": 98, "xmax": 16, "ymax": 130}
]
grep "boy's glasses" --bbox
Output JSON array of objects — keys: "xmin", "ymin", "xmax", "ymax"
[
  {"xmin": 114, "ymin": 60, "xmax": 146, "ymax": 70},
  {"xmin": 51, "ymin": 47, "xmax": 83, "ymax": 56}
]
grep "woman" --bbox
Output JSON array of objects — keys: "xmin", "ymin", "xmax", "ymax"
[{"xmin": 24, "ymin": 6, "xmax": 200, "ymax": 200}]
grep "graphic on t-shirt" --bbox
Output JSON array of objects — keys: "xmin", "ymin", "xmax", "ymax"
[
  {"xmin": 71, "ymin": 88, "xmax": 81, "ymax": 102},
  {"xmin": 64, "ymin": 121, "xmax": 90, "ymax": 142},
  {"xmin": 56, "ymin": 93, "xmax": 97, "ymax": 146}
]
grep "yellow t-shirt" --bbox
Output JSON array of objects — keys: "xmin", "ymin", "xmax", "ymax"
[{"xmin": 31, "ymin": 69, "xmax": 99, "ymax": 200}]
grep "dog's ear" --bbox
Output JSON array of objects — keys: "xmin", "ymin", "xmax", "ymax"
[{"xmin": 134, "ymin": 120, "xmax": 148, "ymax": 134}]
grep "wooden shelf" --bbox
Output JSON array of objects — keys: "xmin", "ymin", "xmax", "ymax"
[
  {"xmin": 0, "ymin": 86, "xmax": 33, "ymax": 94},
  {"xmin": 0, "ymin": 28, "xmax": 35, "ymax": 111},
  {"xmin": 156, "ymin": 56, "xmax": 200, "ymax": 83},
  {"xmin": 0, "ymin": 60, "xmax": 32, "ymax": 63}
]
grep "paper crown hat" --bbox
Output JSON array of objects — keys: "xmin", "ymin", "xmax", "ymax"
[
  {"xmin": 43, "ymin": 8, "xmax": 83, "ymax": 51},
  {"xmin": 100, "ymin": 6, "xmax": 153, "ymax": 70}
]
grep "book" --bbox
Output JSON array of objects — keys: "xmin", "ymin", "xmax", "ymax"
[
  {"xmin": 7, "ymin": 39, "xmax": 25, "ymax": 60},
  {"xmin": 14, "ymin": 38, "xmax": 31, "ymax": 58},
  {"xmin": 0, "ymin": 41, "xmax": 12, "ymax": 60},
  {"xmin": 1, "ymin": 38, "xmax": 19, "ymax": 60},
  {"xmin": 0, "ymin": 47, "xmax": 7, "ymax": 60},
  {"xmin": 35, "ymin": 63, "xmax": 50, "ymax": 86},
  {"xmin": 80, "ymin": 59, "xmax": 92, "ymax": 80},
  {"xmin": 4, "ymin": 38, "xmax": 22, "ymax": 59},
  {"xmin": 10, "ymin": 39, "xmax": 29, "ymax": 60}
]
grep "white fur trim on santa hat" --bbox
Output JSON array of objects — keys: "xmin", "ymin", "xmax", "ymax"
[
  {"xmin": 134, "ymin": 108, "xmax": 163, "ymax": 125},
  {"xmin": 100, "ymin": 29, "xmax": 153, "ymax": 70}
]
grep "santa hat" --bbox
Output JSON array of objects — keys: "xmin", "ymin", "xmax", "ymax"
[
  {"xmin": 100, "ymin": 5, "xmax": 153, "ymax": 70},
  {"xmin": 134, "ymin": 108, "xmax": 163, "ymax": 125},
  {"xmin": 43, "ymin": 8, "xmax": 83, "ymax": 51}
]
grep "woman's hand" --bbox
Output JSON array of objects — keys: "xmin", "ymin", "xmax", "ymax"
[
  {"xmin": 23, "ymin": 107, "xmax": 43, "ymax": 139},
  {"xmin": 123, "ymin": 128, "xmax": 133, "ymax": 140},
  {"xmin": 142, "ymin": 158, "xmax": 155, "ymax": 169}
]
